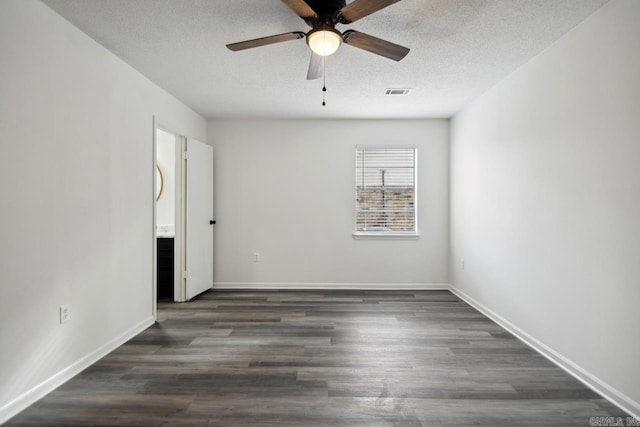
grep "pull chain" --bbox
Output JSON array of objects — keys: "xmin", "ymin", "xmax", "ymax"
[{"xmin": 322, "ymin": 55, "xmax": 327, "ymax": 106}]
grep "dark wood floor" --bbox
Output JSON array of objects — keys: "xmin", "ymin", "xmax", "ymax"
[{"xmin": 7, "ymin": 290, "xmax": 626, "ymax": 426}]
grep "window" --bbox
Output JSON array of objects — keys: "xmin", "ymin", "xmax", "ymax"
[{"xmin": 355, "ymin": 146, "xmax": 417, "ymax": 237}]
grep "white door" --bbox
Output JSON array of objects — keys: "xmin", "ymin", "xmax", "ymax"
[{"xmin": 185, "ymin": 138, "xmax": 214, "ymax": 300}]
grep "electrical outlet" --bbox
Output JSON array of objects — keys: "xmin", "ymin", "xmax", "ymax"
[
  {"xmin": 254, "ymin": 253, "xmax": 260, "ymax": 263},
  {"xmin": 60, "ymin": 304, "xmax": 70, "ymax": 324}
]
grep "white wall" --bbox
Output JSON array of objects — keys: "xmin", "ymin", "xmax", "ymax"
[
  {"xmin": 450, "ymin": 0, "xmax": 640, "ymax": 415},
  {"xmin": 207, "ymin": 119, "xmax": 449, "ymax": 287},
  {"xmin": 0, "ymin": 1, "xmax": 205, "ymax": 421},
  {"xmin": 156, "ymin": 129, "xmax": 176, "ymax": 234}
]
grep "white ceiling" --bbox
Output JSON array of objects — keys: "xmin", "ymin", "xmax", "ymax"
[{"xmin": 41, "ymin": 0, "xmax": 608, "ymax": 119}]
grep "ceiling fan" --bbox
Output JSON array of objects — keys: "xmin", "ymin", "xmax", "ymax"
[{"xmin": 226, "ymin": 0, "xmax": 410, "ymax": 80}]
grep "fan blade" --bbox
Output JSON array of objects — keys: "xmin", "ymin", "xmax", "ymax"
[
  {"xmin": 337, "ymin": 0, "xmax": 400, "ymax": 24},
  {"xmin": 226, "ymin": 32, "xmax": 305, "ymax": 51},
  {"xmin": 281, "ymin": 0, "xmax": 318, "ymax": 20},
  {"xmin": 307, "ymin": 52, "xmax": 322, "ymax": 80},
  {"xmin": 342, "ymin": 30, "xmax": 409, "ymax": 61}
]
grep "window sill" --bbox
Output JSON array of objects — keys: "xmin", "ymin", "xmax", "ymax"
[{"xmin": 352, "ymin": 232, "xmax": 420, "ymax": 240}]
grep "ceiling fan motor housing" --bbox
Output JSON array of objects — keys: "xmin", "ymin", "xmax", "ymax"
[{"xmin": 305, "ymin": 0, "xmax": 347, "ymax": 19}]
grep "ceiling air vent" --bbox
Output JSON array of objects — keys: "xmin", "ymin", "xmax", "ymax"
[{"xmin": 384, "ymin": 88, "xmax": 412, "ymax": 95}]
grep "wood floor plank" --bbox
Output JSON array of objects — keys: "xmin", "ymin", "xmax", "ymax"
[{"xmin": 6, "ymin": 289, "xmax": 630, "ymax": 426}]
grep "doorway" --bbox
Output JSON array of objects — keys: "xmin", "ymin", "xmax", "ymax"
[
  {"xmin": 153, "ymin": 121, "xmax": 215, "ymax": 309},
  {"xmin": 155, "ymin": 128, "xmax": 178, "ymax": 302}
]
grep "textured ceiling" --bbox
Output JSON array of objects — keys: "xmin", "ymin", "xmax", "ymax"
[{"xmin": 41, "ymin": 0, "xmax": 608, "ymax": 119}]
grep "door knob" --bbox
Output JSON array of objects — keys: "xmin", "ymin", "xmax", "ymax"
[{"xmin": 209, "ymin": 220, "xmax": 216, "ymax": 225}]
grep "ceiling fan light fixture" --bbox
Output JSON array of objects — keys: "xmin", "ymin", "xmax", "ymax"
[{"xmin": 307, "ymin": 29, "xmax": 341, "ymax": 56}]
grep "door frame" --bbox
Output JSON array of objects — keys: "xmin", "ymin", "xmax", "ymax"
[
  {"xmin": 175, "ymin": 134, "xmax": 187, "ymax": 302},
  {"xmin": 153, "ymin": 118, "xmax": 188, "ymax": 317}
]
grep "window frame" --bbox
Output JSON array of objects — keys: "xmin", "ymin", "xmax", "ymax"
[{"xmin": 353, "ymin": 145, "xmax": 419, "ymax": 239}]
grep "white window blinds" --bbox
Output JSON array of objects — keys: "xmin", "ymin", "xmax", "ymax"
[{"xmin": 355, "ymin": 146, "xmax": 417, "ymax": 234}]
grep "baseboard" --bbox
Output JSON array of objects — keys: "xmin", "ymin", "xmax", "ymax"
[
  {"xmin": 0, "ymin": 316, "xmax": 155, "ymax": 424},
  {"xmin": 449, "ymin": 286, "xmax": 640, "ymax": 419},
  {"xmin": 213, "ymin": 282, "xmax": 451, "ymax": 291}
]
